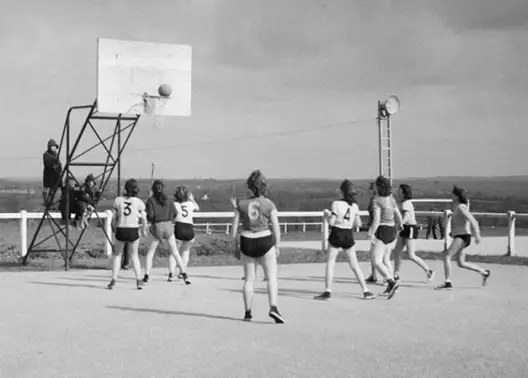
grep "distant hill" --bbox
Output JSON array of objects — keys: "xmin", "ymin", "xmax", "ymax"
[{"xmin": 0, "ymin": 176, "xmax": 527, "ymax": 217}]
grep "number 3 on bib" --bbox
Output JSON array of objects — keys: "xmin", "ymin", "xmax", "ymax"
[{"xmin": 248, "ymin": 201, "xmax": 260, "ymax": 220}]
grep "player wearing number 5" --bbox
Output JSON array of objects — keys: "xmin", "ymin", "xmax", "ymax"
[
  {"xmin": 314, "ymin": 180, "xmax": 376, "ymax": 300},
  {"xmin": 107, "ymin": 179, "xmax": 148, "ymax": 290},
  {"xmin": 168, "ymin": 186, "xmax": 200, "ymax": 282},
  {"xmin": 230, "ymin": 170, "xmax": 284, "ymax": 323}
]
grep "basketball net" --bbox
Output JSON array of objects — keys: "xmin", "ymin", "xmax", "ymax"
[{"xmin": 142, "ymin": 94, "xmax": 168, "ymax": 129}]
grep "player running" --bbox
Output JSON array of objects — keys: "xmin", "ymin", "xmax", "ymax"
[
  {"xmin": 367, "ymin": 176, "xmax": 402, "ymax": 299},
  {"xmin": 435, "ymin": 186, "xmax": 491, "ymax": 290},
  {"xmin": 392, "ymin": 184, "xmax": 435, "ymax": 282}
]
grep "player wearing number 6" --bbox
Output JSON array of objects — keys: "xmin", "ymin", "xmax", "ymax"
[
  {"xmin": 107, "ymin": 179, "xmax": 148, "ymax": 290},
  {"xmin": 230, "ymin": 170, "xmax": 284, "ymax": 323},
  {"xmin": 168, "ymin": 186, "xmax": 200, "ymax": 282},
  {"xmin": 314, "ymin": 180, "xmax": 376, "ymax": 300}
]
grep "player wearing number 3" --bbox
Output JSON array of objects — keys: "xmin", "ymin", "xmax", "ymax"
[
  {"xmin": 314, "ymin": 180, "xmax": 376, "ymax": 300},
  {"xmin": 168, "ymin": 186, "xmax": 200, "ymax": 282},
  {"xmin": 230, "ymin": 170, "xmax": 284, "ymax": 323},
  {"xmin": 107, "ymin": 179, "xmax": 148, "ymax": 290}
]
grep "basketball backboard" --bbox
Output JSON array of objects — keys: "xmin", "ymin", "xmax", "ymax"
[{"xmin": 96, "ymin": 38, "xmax": 192, "ymax": 117}]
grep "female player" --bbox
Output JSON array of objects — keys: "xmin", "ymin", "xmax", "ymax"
[
  {"xmin": 435, "ymin": 186, "xmax": 491, "ymax": 290},
  {"xmin": 392, "ymin": 184, "xmax": 435, "ymax": 281},
  {"xmin": 168, "ymin": 186, "xmax": 200, "ymax": 282},
  {"xmin": 143, "ymin": 180, "xmax": 190, "ymax": 285},
  {"xmin": 230, "ymin": 170, "xmax": 284, "ymax": 323},
  {"xmin": 314, "ymin": 180, "xmax": 376, "ymax": 300},
  {"xmin": 107, "ymin": 179, "xmax": 148, "ymax": 290},
  {"xmin": 367, "ymin": 176, "xmax": 402, "ymax": 299}
]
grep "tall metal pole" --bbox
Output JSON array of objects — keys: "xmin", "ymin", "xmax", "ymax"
[
  {"xmin": 377, "ymin": 101, "xmax": 383, "ymax": 178},
  {"xmin": 117, "ymin": 117, "xmax": 121, "ymax": 196},
  {"xmin": 387, "ymin": 115, "xmax": 393, "ymax": 186},
  {"xmin": 65, "ymin": 118, "xmax": 70, "ymax": 271}
]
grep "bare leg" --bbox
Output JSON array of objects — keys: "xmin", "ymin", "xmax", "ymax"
[
  {"xmin": 393, "ymin": 237, "xmax": 406, "ymax": 277},
  {"xmin": 144, "ymin": 234, "xmax": 160, "ymax": 278},
  {"xmin": 128, "ymin": 240, "xmax": 142, "ymax": 280},
  {"xmin": 382, "ymin": 245, "xmax": 393, "ymax": 278},
  {"xmin": 241, "ymin": 253, "xmax": 257, "ymax": 313},
  {"xmin": 111, "ymin": 239, "xmax": 125, "ymax": 281},
  {"xmin": 324, "ymin": 247, "xmax": 339, "ymax": 292},
  {"xmin": 406, "ymin": 239, "xmax": 432, "ymax": 276},
  {"xmin": 258, "ymin": 247, "xmax": 284, "ymax": 323},
  {"xmin": 344, "ymin": 246, "xmax": 374, "ymax": 298}
]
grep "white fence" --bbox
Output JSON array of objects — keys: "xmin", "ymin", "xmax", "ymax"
[{"xmin": 0, "ymin": 209, "xmax": 524, "ymax": 257}]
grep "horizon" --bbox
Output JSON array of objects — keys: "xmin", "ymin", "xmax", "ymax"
[{"xmin": 1, "ymin": 0, "xmax": 527, "ymax": 179}]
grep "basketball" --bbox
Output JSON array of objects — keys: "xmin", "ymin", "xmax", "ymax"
[{"xmin": 158, "ymin": 83, "xmax": 172, "ymax": 97}]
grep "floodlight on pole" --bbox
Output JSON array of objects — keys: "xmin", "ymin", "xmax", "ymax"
[{"xmin": 377, "ymin": 95, "xmax": 400, "ymax": 186}]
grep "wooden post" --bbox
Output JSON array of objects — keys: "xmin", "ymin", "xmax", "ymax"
[
  {"xmin": 20, "ymin": 210, "xmax": 28, "ymax": 257},
  {"xmin": 443, "ymin": 210, "xmax": 452, "ymax": 251},
  {"xmin": 322, "ymin": 209, "xmax": 329, "ymax": 251},
  {"xmin": 507, "ymin": 211, "xmax": 516, "ymax": 256},
  {"xmin": 105, "ymin": 210, "xmax": 113, "ymax": 257}
]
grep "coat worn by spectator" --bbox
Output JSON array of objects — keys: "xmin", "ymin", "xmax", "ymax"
[{"xmin": 42, "ymin": 139, "xmax": 62, "ymax": 207}]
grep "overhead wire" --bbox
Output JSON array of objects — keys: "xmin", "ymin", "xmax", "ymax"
[{"xmin": 0, "ymin": 117, "xmax": 374, "ymax": 162}]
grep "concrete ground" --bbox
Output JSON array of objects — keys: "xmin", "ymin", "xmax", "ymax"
[{"xmin": 1, "ymin": 260, "xmax": 527, "ymax": 378}]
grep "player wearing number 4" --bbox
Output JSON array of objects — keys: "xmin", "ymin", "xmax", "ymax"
[
  {"xmin": 169, "ymin": 186, "xmax": 199, "ymax": 282},
  {"xmin": 314, "ymin": 180, "xmax": 376, "ymax": 300},
  {"xmin": 143, "ymin": 180, "xmax": 190, "ymax": 285},
  {"xmin": 231, "ymin": 170, "xmax": 284, "ymax": 323},
  {"xmin": 107, "ymin": 179, "xmax": 148, "ymax": 290}
]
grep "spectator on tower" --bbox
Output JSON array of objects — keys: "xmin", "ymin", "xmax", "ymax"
[{"xmin": 42, "ymin": 139, "xmax": 62, "ymax": 207}]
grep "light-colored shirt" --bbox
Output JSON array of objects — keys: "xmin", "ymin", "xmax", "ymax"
[
  {"xmin": 331, "ymin": 200, "xmax": 360, "ymax": 229},
  {"xmin": 112, "ymin": 196, "xmax": 145, "ymax": 228},
  {"xmin": 237, "ymin": 196, "xmax": 276, "ymax": 232},
  {"xmin": 174, "ymin": 201, "xmax": 198, "ymax": 225},
  {"xmin": 401, "ymin": 200, "xmax": 417, "ymax": 226}
]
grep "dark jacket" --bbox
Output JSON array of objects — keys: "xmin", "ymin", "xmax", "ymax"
[
  {"xmin": 146, "ymin": 195, "xmax": 175, "ymax": 223},
  {"xmin": 42, "ymin": 150, "xmax": 62, "ymax": 188}
]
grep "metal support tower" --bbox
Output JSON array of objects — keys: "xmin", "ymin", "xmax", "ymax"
[
  {"xmin": 377, "ymin": 100, "xmax": 393, "ymax": 185},
  {"xmin": 22, "ymin": 101, "xmax": 140, "ymax": 269}
]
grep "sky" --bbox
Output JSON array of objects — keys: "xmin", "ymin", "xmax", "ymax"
[{"xmin": 0, "ymin": 0, "xmax": 527, "ymax": 181}]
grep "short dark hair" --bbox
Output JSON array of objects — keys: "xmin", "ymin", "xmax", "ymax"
[
  {"xmin": 246, "ymin": 170, "xmax": 267, "ymax": 197},
  {"xmin": 340, "ymin": 179, "xmax": 357, "ymax": 205},
  {"xmin": 399, "ymin": 184, "xmax": 412, "ymax": 200},
  {"xmin": 375, "ymin": 176, "xmax": 391, "ymax": 197},
  {"xmin": 452, "ymin": 185, "xmax": 469, "ymax": 205}
]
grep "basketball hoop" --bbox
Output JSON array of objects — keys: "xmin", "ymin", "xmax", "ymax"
[{"xmin": 142, "ymin": 93, "xmax": 169, "ymax": 129}]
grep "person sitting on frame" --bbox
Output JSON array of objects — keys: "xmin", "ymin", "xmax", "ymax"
[
  {"xmin": 42, "ymin": 138, "xmax": 62, "ymax": 208},
  {"xmin": 76, "ymin": 174, "xmax": 100, "ymax": 229},
  {"xmin": 58, "ymin": 178, "xmax": 83, "ymax": 227}
]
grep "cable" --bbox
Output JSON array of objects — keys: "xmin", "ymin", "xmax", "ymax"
[{"xmin": 0, "ymin": 117, "xmax": 374, "ymax": 161}]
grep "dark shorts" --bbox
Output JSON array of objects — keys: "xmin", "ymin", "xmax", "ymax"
[
  {"xmin": 328, "ymin": 227, "xmax": 355, "ymax": 249},
  {"xmin": 399, "ymin": 224, "xmax": 419, "ymax": 240},
  {"xmin": 174, "ymin": 222, "xmax": 195, "ymax": 242},
  {"xmin": 240, "ymin": 234, "xmax": 274, "ymax": 259},
  {"xmin": 150, "ymin": 221, "xmax": 174, "ymax": 240},
  {"xmin": 115, "ymin": 227, "xmax": 139, "ymax": 243},
  {"xmin": 454, "ymin": 234, "xmax": 471, "ymax": 248},
  {"xmin": 375, "ymin": 225, "xmax": 397, "ymax": 245}
]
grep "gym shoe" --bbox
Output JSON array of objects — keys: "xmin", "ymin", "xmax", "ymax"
[
  {"xmin": 427, "ymin": 270, "xmax": 435, "ymax": 282},
  {"xmin": 142, "ymin": 274, "xmax": 150, "ymax": 284},
  {"xmin": 435, "ymin": 282, "xmax": 453, "ymax": 290},
  {"xmin": 181, "ymin": 272, "xmax": 191, "ymax": 285},
  {"xmin": 136, "ymin": 280, "xmax": 143, "ymax": 290},
  {"xmin": 167, "ymin": 273, "xmax": 175, "ymax": 282},
  {"xmin": 393, "ymin": 274, "xmax": 400, "ymax": 281},
  {"xmin": 107, "ymin": 279, "xmax": 116, "ymax": 290},
  {"xmin": 482, "ymin": 270, "xmax": 491, "ymax": 287},
  {"xmin": 365, "ymin": 275, "xmax": 378, "ymax": 284},
  {"xmin": 269, "ymin": 307, "xmax": 284, "ymax": 324},
  {"xmin": 363, "ymin": 291, "xmax": 376, "ymax": 300},
  {"xmin": 314, "ymin": 291, "xmax": 331, "ymax": 300},
  {"xmin": 243, "ymin": 310, "xmax": 252, "ymax": 322},
  {"xmin": 386, "ymin": 280, "xmax": 400, "ymax": 300}
]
